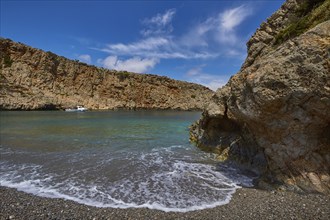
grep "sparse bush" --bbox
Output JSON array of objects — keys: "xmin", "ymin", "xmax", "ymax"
[
  {"xmin": 274, "ymin": 17, "xmax": 309, "ymax": 44},
  {"xmin": 274, "ymin": 0, "xmax": 330, "ymax": 45},
  {"xmin": 46, "ymin": 51, "xmax": 56, "ymax": 58},
  {"xmin": 296, "ymin": 0, "xmax": 324, "ymax": 16},
  {"xmin": 3, "ymin": 54, "xmax": 13, "ymax": 67},
  {"xmin": 117, "ymin": 71, "xmax": 130, "ymax": 81}
]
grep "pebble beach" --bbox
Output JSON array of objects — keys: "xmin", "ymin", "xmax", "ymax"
[{"xmin": 1, "ymin": 186, "xmax": 329, "ymax": 220}]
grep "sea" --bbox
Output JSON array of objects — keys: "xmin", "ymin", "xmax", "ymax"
[{"xmin": 0, "ymin": 110, "xmax": 253, "ymax": 212}]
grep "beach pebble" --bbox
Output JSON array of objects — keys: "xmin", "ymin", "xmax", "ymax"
[{"xmin": 1, "ymin": 186, "xmax": 329, "ymax": 220}]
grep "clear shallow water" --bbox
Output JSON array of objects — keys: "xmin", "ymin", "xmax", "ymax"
[{"xmin": 0, "ymin": 111, "xmax": 253, "ymax": 212}]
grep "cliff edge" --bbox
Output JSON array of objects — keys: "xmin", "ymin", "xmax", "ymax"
[
  {"xmin": 191, "ymin": 0, "xmax": 330, "ymax": 193},
  {"xmin": 0, "ymin": 39, "xmax": 213, "ymax": 110}
]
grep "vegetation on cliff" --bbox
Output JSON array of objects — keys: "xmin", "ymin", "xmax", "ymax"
[{"xmin": 275, "ymin": 0, "xmax": 330, "ymax": 44}]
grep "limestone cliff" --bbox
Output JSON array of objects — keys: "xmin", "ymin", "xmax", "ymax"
[
  {"xmin": 0, "ymin": 38, "xmax": 213, "ymax": 110},
  {"xmin": 191, "ymin": 0, "xmax": 330, "ymax": 193}
]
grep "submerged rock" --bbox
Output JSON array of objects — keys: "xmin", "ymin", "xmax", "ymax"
[
  {"xmin": 0, "ymin": 39, "xmax": 213, "ymax": 110},
  {"xmin": 191, "ymin": 0, "xmax": 330, "ymax": 193}
]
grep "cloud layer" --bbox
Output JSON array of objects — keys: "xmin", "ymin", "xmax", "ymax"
[
  {"xmin": 101, "ymin": 37, "xmax": 216, "ymax": 59},
  {"xmin": 218, "ymin": 5, "xmax": 253, "ymax": 45},
  {"xmin": 98, "ymin": 56, "xmax": 159, "ymax": 73},
  {"xmin": 141, "ymin": 9, "xmax": 176, "ymax": 36},
  {"xmin": 100, "ymin": 5, "xmax": 252, "ymax": 60},
  {"xmin": 95, "ymin": 5, "xmax": 253, "ymax": 90},
  {"xmin": 78, "ymin": 54, "xmax": 91, "ymax": 64},
  {"xmin": 182, "ymin": 5, "xmax": 252, "ymax": 50},
  {"xmin": 185, "ymin": 66, "xmax": 227, "ymax": 91}
]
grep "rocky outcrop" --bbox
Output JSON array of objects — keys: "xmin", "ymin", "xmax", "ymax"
[
  {"xmin": 191, "ymin": 0, "xmax": 330, "ymax": 193},
  {"xmin": 0, "ymin": 38, "xmax": 213, "ymax": 110}
]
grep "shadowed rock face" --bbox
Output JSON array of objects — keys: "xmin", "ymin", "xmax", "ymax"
[
  {"xmin": 0, "ymin": 39, "xmax": 213, "ymax": 110},
  {"xmin": 191, "ymin": 0, "xmax": 330, "ymax": 193}
]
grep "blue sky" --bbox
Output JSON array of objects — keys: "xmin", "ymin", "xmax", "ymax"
[{"xmin": 1, "ymin": 0, "xmax": 284, "ymax": 90}]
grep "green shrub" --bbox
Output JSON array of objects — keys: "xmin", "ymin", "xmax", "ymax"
[
  {"xmin": 117, "ymin": 71, "xmax": 130, "ymax": 81},
  {"xmin": 3, "ymin": 54, "xmax": 13, "ymax": 67},
  {"xmin": 46, "ymin": 51, "xmax": 56, "ymax": 58},
  {"xmin": 274, "ymin": 0, "xmax": 330, "ymax": 45},
  {"xmin": 296, "ymin": 0, "xmax": 324, "ymax": 16}
]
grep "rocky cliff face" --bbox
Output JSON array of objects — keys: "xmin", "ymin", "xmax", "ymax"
[
  {"xmin": 0, "ymin": 39, "xmax": 213, "ymax": 110},
  {"xmin": 191, "ymin": 0, "xmax": 330, "ymax": 193}
]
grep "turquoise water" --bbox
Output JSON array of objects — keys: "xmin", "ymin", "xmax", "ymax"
[{"xmin": 0, "ymin": 111, "xmax": 252, "ymax": 212}]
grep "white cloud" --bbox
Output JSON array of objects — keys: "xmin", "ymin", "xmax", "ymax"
[
  {"xmin": 141, "ymin": 9, "xmax": 176, "ymax": 36},
  {"xmin": 220, "ymin": 5, "xmax": 252, "ymax": 31},
  {"xmin": 180, "ymin": 19, "xmax": 214, "ymax": 48},
  {"xmin": 226, "ymin": 49, "xmax": 246, "ymax": 60},
  {"xmin": 144, "ymin": 8, "xmax": 176, "ymax": 26},
  {"xmin": 185, "ymin": 66, "xmax": 228, "ymax": 91},
  {"xmin": 103, "ymin": 37, "xmax": 168, "ymax": 54},
  {"xmin": 78, "ymin": 54, "xmax": 91, "ymax": 64},
  {"xmin": 181, "ymin": 5, "xmax": 252, "ymax": 49},
  {"xmin": 186, "ymin": 65, "xmax": 205, "ymax": 76},
  {"xmin": 98, "ymin": 56, "xmax": 159, "ymax": 73},
  {"xmin": 94, "ymin": 5, "xmax": 253, "ymax": 75},
  {"xmin": 217, "ymin": 5, "xmax": 253, "ymax": 45},
  {"xmin": 100, "ymin": 36, "xmax": 217, "ymax": 59}
]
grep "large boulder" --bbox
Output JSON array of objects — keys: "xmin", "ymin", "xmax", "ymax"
[{"xmin": 191, "ymin": 0, "xmax": 330, "ymax": 193}]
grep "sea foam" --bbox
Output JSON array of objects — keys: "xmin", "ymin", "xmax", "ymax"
[
  {"xmin": 0, "ymin": 145, "xmax": 252, "ymax": 212},
  {"xmin": 0, "ymin": 111, "xmax": 253, "ymax": 212}
]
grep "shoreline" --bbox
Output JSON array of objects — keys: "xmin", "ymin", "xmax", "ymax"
[
  {"xmin": 0, "ymin": 108, "xmax": 204, "ymax": 112},
  {"xmin": 1, "ymin": 186, "xmax": 329, "ymax": 220}
]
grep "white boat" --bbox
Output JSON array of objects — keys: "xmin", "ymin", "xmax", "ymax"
[{"xmin": 65, "ymin": 106, "xmax": 88, "ymax": 112}]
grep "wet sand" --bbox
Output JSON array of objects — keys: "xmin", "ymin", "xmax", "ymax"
[{"xmin": 1, "ymin": 186, "xmax": 329, "ymax": 220}]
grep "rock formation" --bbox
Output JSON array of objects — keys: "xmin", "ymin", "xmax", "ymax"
[
  {"xmin": 0, "ymin": 38, "xmax": 213, "ymax": 110},
  {"xmin": 191, "ymin": 0, "xmax": 330, "ymax": 193}
]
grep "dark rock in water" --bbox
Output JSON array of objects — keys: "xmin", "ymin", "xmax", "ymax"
[{"xmin": 191, "ymin": 0, "xmax": 330, "ymax": 193}]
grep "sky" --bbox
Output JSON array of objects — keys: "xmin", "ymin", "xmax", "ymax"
[{"xmin": 1, "ymin": 0, "xmax": 284, "ymax": 91}]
